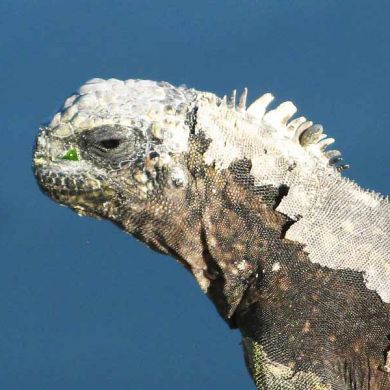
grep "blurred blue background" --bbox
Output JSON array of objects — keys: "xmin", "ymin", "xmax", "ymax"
[{"xmin": 1, "ymin": 1, "xmax": 389, "ymax": 389}]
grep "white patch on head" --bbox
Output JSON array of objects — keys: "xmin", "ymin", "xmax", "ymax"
[{"xmin": 49, "ymin": 78, "xmax": 196, "ymax": 157}]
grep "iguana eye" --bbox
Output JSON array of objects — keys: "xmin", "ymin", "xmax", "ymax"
[
  {"xmin": 98, "ymin": 139, "xmax": 121, "ymax": 150},
  {"xmin": 78, "ymin": 125, "xmax": 146, "ymax": 167}
]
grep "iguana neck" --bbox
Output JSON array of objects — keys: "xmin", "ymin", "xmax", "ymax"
[{"xmin": 122, "ymin": 135, "xmax": 390, "ymax": 389}]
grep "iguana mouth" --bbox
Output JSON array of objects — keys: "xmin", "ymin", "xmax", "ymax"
[
  {"xmin": 34, "ymin": 162, "xmax": 114, "ymax": 214},
  {"xmin": 35, "ymin": 166, "xmax": 105, "ymax": 196}
]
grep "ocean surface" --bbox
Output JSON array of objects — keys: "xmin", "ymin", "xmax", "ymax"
[{"xmin": 1, "ymin": 1, "xmax": 389, "ymax": 389}]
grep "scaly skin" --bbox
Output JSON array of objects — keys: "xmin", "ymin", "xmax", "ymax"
[{"xmin": 33, "ymin": 78, "xmax": 390, "ymax": 389}]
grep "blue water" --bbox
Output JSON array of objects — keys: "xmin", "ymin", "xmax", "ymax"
[{"xmin": 1, "ymin": 1, "xmax": 389, "ymax": 389}]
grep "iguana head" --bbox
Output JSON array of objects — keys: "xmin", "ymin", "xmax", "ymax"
[
  {"xmin": 34, "ymin": 78, "xmax": 228, "ymax": 295},
  {"xmin": 33, "ymin": 79, "xmax": 199, "ymax": 229}
]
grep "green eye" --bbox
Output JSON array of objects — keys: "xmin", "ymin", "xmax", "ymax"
[{"xmin": 62, "ymin": 148, "xmax": 79, "ymax": 161}]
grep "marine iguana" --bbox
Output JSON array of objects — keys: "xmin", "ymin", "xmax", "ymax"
[{"xmin": 33, "ymin": 78, "xmax": 390, "ymax": 389}]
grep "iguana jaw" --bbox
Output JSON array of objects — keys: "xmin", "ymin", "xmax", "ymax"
[{"xmin": 34, "ymin": 163, "xmax": 112, "ymax": 212}]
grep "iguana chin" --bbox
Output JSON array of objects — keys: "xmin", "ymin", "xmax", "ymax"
[{"xmin": 33, "ymin": 78, "xmax": 390, "ymax": 389}]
